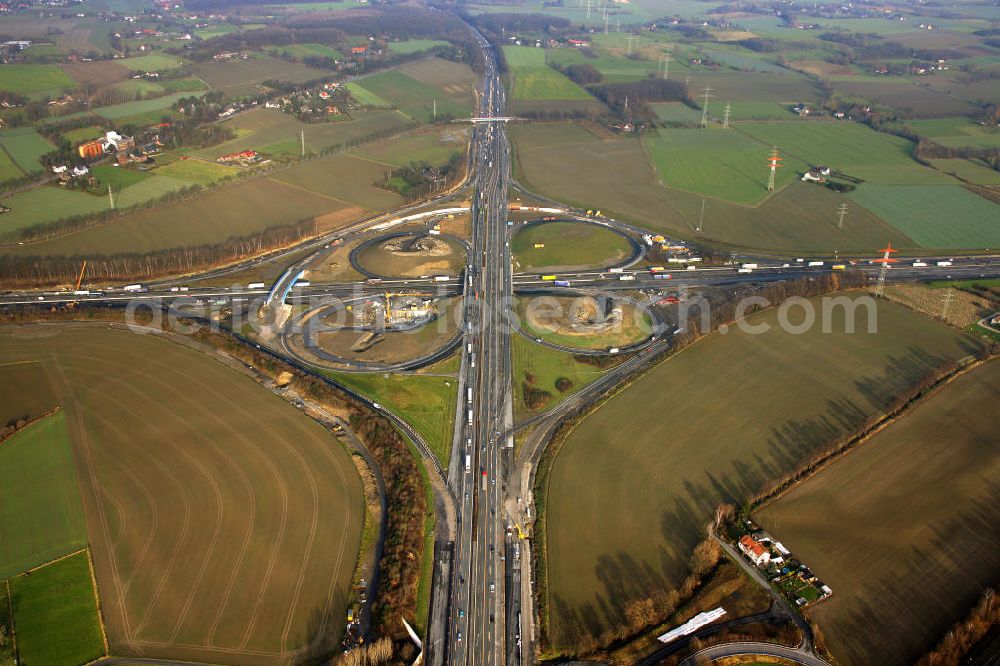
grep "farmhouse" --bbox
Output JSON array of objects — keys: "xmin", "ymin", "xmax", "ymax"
[
  {"xmin": 217, "ymin": 149, "xmax": 259, "ymax": 166},
  {"xmin": 738, "ymin": 534, "xmax": 771, "ymax": 566}
]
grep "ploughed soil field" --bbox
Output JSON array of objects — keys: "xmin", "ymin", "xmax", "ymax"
[
  {"xmin": 541, "ymin": 297, "xmax": 980, "ymax": 648},
  {"xmin": 757, "ymin": 359, "xmax": 1000, "ymax": 666},
  {"xmin": 0, "ymin": 324, "xmax": 363, "ymax": 664}
]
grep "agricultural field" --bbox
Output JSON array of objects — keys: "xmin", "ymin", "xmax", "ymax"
[
  {"xmin": 757, "ymin": 360, "xmax": 1000, "ymax": 666},
  {"xmin": 847, "ymin": 184, "xmax": 1000, "ymax": 248},
  {"xmin": 190, "ymin": 107, "xmax": 411, "ymax": 159},
  {"xmin": 349, "ymin": 58, "xmax": 476, "ymax": 123},
  {"xmin": 832, "ymin": 78, "xmax": 974, "ymax": 117},
  {"xmin": 190, "ymin": 54, "xmax": 327, "ymax": 98},
  {"xmin": 511, "ymin": 122, "xmax": 912, "ymax": 253},
  {"xmin": 0, "ymin": 326, "xmax": 364, "ymax": 662},
  {"xmin": 0, "ymin": 64, "xmax": 75, "ymax": 98},
  {"xmin": 650, "ymin": 102, "xmax": 704, "ymax": 124},
  {"xmin": 388, "ymin": 39, "xmax": 449, "ymax": 55},
  {"xmin": 0, "ymin": 149, "xmax": 21, "ymax": 183},
  {"xmin": 541, "ymin": 298, "xmax": 979, "ymax": 648},
  {"xmin": 644, "ymin": 127, "xmax": 803, "ymax": 205},
  {"xmin": 738, "ymin": 121, "xmax": 954, "ymax": 185},
  {"xmin": 271, "ymin": 153, "xmax": 404, "ymax": 211},
  {"xmin": 930, "ymin": 158, "xmax": 1000, "ymax": 185},
  {"xmin": 889, "ymin": 117, "xmax": 1000, "ymax": 150},
  {"xmin": 0, "ymin": 128, "xmax": 55, "ymax": 175},
  {"xmin": 2, "ymin": 177, "xmax": 344, "ymax": 257},
  {"xmin": 0, "ymin": 360, "xmax": 57, "ymax": 427},
  {"xmin": 502, "ymin": 47, "xmax": 594, "ymax": 101},
  {"xmin": 118, "ymin": 53, "xmax": 183, "ymax": 72},
  {"xmin": 59, "ymin": 60, "xmax": 130, "ymax": 87},
  {"xmin": 351, "ymin": 124, "xmax": 469, "ymax": 167},
  {"xmin": 329, "ymin": 370, "xmax": 457, "ymax": 469},
  {"xmin": 93, "ymin": 91, "xmax": 198, "ymax": 121},
  {"xmin": 544, "ymin": 46, "xmax": 666, "ymax": 84},
  {"xmin": 0, "ymin": 186, "xmax": 110, "ymax": 237},
  {"xmin": 266, "ymin": 43, "xmax": 344, "ymax": 60},
  {"xmin": 511, "ymin": 221, "xmax": 634, "ymax": 271},
  {"xmin": 7, "ymin": 551, "xmax": 106, "ymax": 666},
  {"xmin": 0, "ymin": 414, "xmax": 88, "ymax": 580},
  {"xmin": 59, "ymin": 125, "xmax": 105, "ymax": 144}
]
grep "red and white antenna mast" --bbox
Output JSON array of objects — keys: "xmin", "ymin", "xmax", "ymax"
[
  {"xmin": 872, "ymin": 242, "xmax": 898, "ymax": 297},
  {"xmin": 766, "ymin": 146, "xmax": 782, "ymax": 191}
]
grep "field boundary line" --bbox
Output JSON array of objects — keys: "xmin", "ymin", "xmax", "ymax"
[
  {"xmin": 264, "ymin": 176, "xmax": 357, "ymax": 207},
  {"xmin": 346, "ymin": 153, "xmax": 399, "ymax": 169},
  {"xmin": 85, "ymin": 547, "xmax": 111, "ymax": 658},
  {"xmin": 0, "ymin": 405, "xmax": 60, "ymax": 448},
  {"xmin": 753, "ymin": 353, "xmax": 995, "ymax": 513},
  {"xmin": 4, "ymin": 578, "xmax": 17, "ymax": 664},
  {"xmin": 15, "ymin": 546, "xmax": 89, "ymax": 576}
]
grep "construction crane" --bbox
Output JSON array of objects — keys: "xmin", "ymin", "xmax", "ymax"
[{"xmin": 74, "ymin": 260, "xmax": 87, "ymax": 291}]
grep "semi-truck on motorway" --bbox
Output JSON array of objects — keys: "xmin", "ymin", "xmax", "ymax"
[
  {"xmin": 554, "ymin": 280, "xmax": 571, "ymax": 287},
  {"xmin": 123, "ymin": 284, "xmax": 144, "ymax": 292},
  {"xmin": 619, "ymin": 274, "xmax": 635, "ymax": 281},
  {"xmin": 541, "ymin": 275, "xmax": 557, "ymax": 281},
  {"xmin": 247, "ymin": 282, "xmax": 266, "ymax": 289},
  {"xmin": 433, "ymin": 276, "xmax": 451, "ymax": 282},
  {"xmin": 465, "ymin": 455, "xmax": 471, "ymax": 473}
]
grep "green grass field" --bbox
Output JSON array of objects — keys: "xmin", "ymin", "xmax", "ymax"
[
  {"xmin": 0, "ymin": 414, "xmax": 88, "ymax": 580},
  {"xmin": 0, "ymin": 187, "xmax": 109, "ymax": 237},
  {"xmin": 329, "ymin": 372, "xmax": 457, "ymax": 469},
  {"xmin": 0, "ymin": 326, "xmax": 363, "ymax": 662},
  {"xmin": 738, "ymin": 121, "xmax": 954, "ymax": 185},
  {"xmin": 503, "ymin": 47, "xmax": 593, "ymax": 101},
  {"xmin": 512, "ymin": 221, "xmax": 633, "ymax": 271},
  {"xmin": 930, "ymin": 158, "xmax": 1000, "ymax": 185},
  {"xmin": 0, "ymin": 64, "xmax": 74, "ymax": 96},
  {"xmin": 153, "ymin": 157, "xmax": 241, "ymax": 185},
  {"xmin": 93, "ymin": 91, "xmax": 199, "ymax": 121},
  {"xmin": 891, "ymin": 117, "xmax": 1000, "ymax": 150},
  {"xmin": 0, "ymin": 148, "xmax": 21, "ymax": 182},
  {"xmin": 59, "ymin": 125, "xmax": 104, "ymax": 144},
  {"xmin": 545, "ymin": 46, "xmax": 665, "ymax": 84},
  {"xmin": 389, "ymin": 39, "xmax": 448, "ymax": 55},
  {"xmin": 8, "ymin": 551, "xmax": 105, "ymax": 666},
  {"xmin": 267, "ymin": 42, "xmax": 344, "ymax": 60},
  {"xmin": 346, "ymin": 81, "xmax": 392, "ymax": 107},
  {"xmin": 91, "ymin": 164, "xmax": 151, "ymax": 191},
  {"xmin": 190, "ymin": 54, "xmax": 327, "ymax": 98},
  {"xmin": 0, "ymin": 128, "xmax": 55, "ymax": 175},
  {"xmin": 542, "ymin": 298, "xmax": 978, "ymax": 648},
  {"xmin": 757, "ymin": 360, "xmax": 1000, "ymax": 666},
  {"xmin": 191, "ymin": 107, "xmax": 411, "ymax": 159},
  {"xmin": 650, "ymin": 102, "xmax": 703, "ymax": 124},
  {"xmin": 644, "ymin": 126, "xmax": 803, "ymax": 205},
  {"xmin": 511, "ymin": 335, "xmax": 617, "ymax": 419},
  {"xmin": 511, "ymin": 122, "xmax": 913, "ymax": 253},
  {"xmin": 349, "ymin": 60, "xmax": 475, "ymax": 123},
  {"xmin": 847, "ymin": 184, "xmax": 1000, "ymax": 249}
]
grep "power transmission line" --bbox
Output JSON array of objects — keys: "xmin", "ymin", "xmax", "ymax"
[
  {"xmin": 699, "ymin": 85, "xmax": 713, "ymax": 128},
  {"xmin": 836, "ymin": 203, "xmax": 848, "ymax": 229},
  {"xmin": 722, "ymin": 101, "xmax": 731, "ymax": 129},
  {"xmin": 766, "ymin": 146, "xmax": 782, "ymax": 191},
  {"xmin": 696, "ymin": 197, "xmax": 706, "ymax": 232},
  {"xmin": 941, "ymin": 289, "xmax": 955, "ymax": 320}
]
